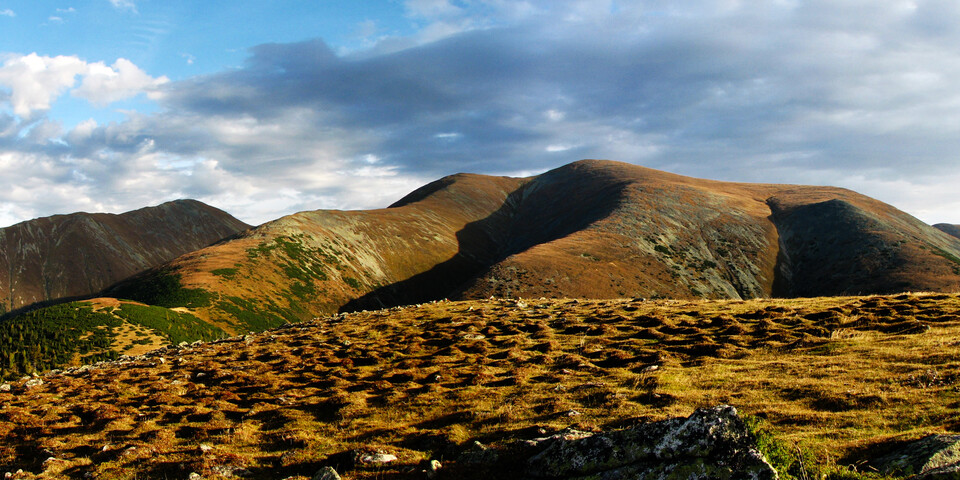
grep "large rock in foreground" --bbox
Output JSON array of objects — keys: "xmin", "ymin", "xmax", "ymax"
[
  {"xmin": 524, "ymin": 405, "xmax": 778, "ymax": 479},
  {"xmin": 872, "ymin": 434, "xmax": 960, "ymax": 479}
]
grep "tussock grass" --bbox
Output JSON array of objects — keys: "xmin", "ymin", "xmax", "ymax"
[{"xmin": 1, "ymin": 293, "xmax": 959, "ymax": 478}]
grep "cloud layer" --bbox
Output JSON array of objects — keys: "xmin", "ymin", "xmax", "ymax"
[{"xmin": 2, "ymin": 0, "xmax": 960, "ymax": 226}]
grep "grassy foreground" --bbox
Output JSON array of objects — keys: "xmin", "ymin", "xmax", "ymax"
[{"xmin": 1, "ymin": 293, "xmax": 959, "ymax": 479}]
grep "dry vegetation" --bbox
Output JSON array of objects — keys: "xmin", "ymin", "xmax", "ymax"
[{"xmin": 2, "ymin": 293, "xmax": 960, "ymax": 479}]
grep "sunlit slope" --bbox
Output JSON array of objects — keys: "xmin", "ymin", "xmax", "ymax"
[{"xmin": 107, "ymin": 160, "xmax": 960, "ymax": 328}]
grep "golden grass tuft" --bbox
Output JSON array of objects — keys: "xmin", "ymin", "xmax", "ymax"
[{"xmin": 1, "ymin": 293, "xmax": 960, "ymax": 478}]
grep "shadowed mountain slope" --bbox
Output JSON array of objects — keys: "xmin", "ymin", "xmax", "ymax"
[
  {"xmin": 102, "ymin": 160, "xmax": 960, "ymax": 331},
  {"xmin": 0, "ymin": 200, "xmax": 250, "ymax": 315},
  {"xmin": 935, "ymin": 223, "xmax": 960, "ymax": 239}
]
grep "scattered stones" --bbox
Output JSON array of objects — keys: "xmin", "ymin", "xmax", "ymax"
[
  {"xmin": 312, "ymin": 466, "xmax": 341, "ymax": 480},
  {"xmin": 0, "ymin": 384, "xmax": 10, "ymax": 392},
  {"xmin": 424, "ymin": 459, "xmax": 442, "ymax": 479},
  {"xmin": 210, "ymin": 465, "xmax": 253, "ymax": 477},
  {"xmin": 872, "ymin": 434, "xmax": 960, "ymax": 478},
  {"xmin": 23, "ymin": 378, "xmax": 43, "ymax": 389},
  {"xmin": 459, "ymin": 441, "xmax": 500, "ymax": 466},
  {"xmin": 359, "ymin": 452, "xmax": 398, "ymax": 464}
]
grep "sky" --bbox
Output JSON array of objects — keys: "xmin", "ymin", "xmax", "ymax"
[{"xmin": 2, "ymin": 1, "xmax": 960, "ymax": 228}]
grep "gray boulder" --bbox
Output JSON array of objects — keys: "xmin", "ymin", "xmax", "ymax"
[
  {"xmin": 872, "ymin": 435, "xmax": 960, "ymax": 479},
  {"xmin": 312, "ymin": 466, "xmax": 341, "ymax": 480},
  {"xmin": 525, "ymin": 405, "xmax": 778, "ymax": 479}
]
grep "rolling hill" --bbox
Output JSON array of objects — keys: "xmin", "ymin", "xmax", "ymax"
[
  {"xmin": 106, "ymin": 160, "xmax": 960, "ymax": 328},
  {"xmin": 0, "ymin": 200, "xmax": 250, "ymax": 315}
]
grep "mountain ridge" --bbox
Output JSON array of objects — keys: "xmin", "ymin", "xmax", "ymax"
[
  {"xmin": 0, "ymin": 199, "xmax": 250, "ymax": 315},
  {"xmin": 103, "ymin": 160, "xmax": 960, "ymax": 331}
]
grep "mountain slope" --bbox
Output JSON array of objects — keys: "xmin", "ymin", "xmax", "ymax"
[
  {"xmin": 935, "ymin": 223, "xmax": 960, "ymax": 239},
  {"xmin": 0, "ymin": 200, "xmax": 250, "ymax": 315},
  {"xmin": 104, "ymin": 160, "xmax": 960, "ymax": 330}
]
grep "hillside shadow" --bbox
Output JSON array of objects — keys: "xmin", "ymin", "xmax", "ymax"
[
  {"xmin": 767, "ymin": 197, "xmax": 914, "ymax": 298},
  {"xmin": 0, "ymin": 293, "xmax": 97, "ymax": 322},
  {"xmin": 340, "ymin": 173, "xmax": 630, "ymax": 312}
]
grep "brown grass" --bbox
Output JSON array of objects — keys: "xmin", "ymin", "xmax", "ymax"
[{"xmin": 2, "ymin": 292, "xmax": 960, "ymax": 479}]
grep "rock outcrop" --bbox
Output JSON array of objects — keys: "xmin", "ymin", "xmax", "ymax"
[{"xmin": 523, "ymin": 405, "xmax": 777, "ymax": 479}]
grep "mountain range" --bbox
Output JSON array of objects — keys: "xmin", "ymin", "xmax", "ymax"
[
  {"xmin": 0, "ymin": 199, "xmax": 249, "ymax": 316},
  {"xmin": 107, "ymin": 160, "xmax": 960, "ymax": 327},
  {"xmin": 4, "ymin": 159, "xmax": 960, "ymax": 374}
]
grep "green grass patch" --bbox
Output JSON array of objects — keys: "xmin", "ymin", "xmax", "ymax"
[
  {"xmin": 112, "ymin": 304, "xmax": 225, "ymax": 345},
  {"xmin": 744, "ymin": 415, "xmax": 887, "ymax": 480},
  {"xmin": 211, "ymin": 267, "xmax": 239, "ymax": 279},
  {"xmin": 217, "ymin": 296, "xmax": 291, "ymax": 332},
  {"xmin": 934, "ymin": 247, "xmax": 960, "ymax": 266},
  {"xmin": 111, "ymin": 269, "xmax": 212, "ymax": 308}
]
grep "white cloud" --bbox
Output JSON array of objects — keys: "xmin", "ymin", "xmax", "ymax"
[
  {"xmin": 72, "ymin": 58, "xmax": 169, "ymax": 106},
  {"xmin": 0, "ymin": 54, "xmax": 167, "ymax": 117},
  {"xmin": 405, "ymin": 0, "xmax": 463, "ymax": 19},
  {"xmin": 0, "ymin": 53, "xmax": 87, "ymax": 118},
  {"xmin": 68, "ymin": 118, "xmax": 98, "ymax": 141},
  {"xmin": 0, "ymin": 9, "xmax": 14, "ymax": 17},
  {"xmin": 545, "ymin": 109, "xmax": 565, "ymax": 121},
  {"xmin": 108, "ymin": 0, "xmax": 136, "ymax": 11},
  {"xmin": 8, "ymin": 0, "xmax": 960, "ymax": 228}
]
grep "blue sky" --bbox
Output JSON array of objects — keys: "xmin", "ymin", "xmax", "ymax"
[{"xmin": 2, "ymin": 1, "xmax": 960, "ymax": 227}]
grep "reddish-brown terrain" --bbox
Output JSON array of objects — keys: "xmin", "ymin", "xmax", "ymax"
[
  {"xmin": 106, "ymin": 160, "xmax": 960, "ymax": 330},
  {"xmin": 0, "ymin": 200, "xmax": 250, "ymax": 315}
]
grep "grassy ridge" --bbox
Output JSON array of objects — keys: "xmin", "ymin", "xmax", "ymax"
[{"xmin": 111, "ymin": 304, "xmax": 225, "ymax": 345}]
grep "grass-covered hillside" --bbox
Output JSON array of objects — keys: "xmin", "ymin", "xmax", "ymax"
[
  {"xmin": 0, "ymin": 299, "xmax": 223, "ymax": 380},
  {"xmin": 93, "ymin": 160, "xmax": 960, "ymax": 336},
  {"xmin": 2, "ymin": 292, "xmax": 959, "ymax": 479}
]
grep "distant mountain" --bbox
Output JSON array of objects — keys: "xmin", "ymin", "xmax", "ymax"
[
  {"xmin": 101, "ymin": 160, "xmax": 960, "ymax": 334},
  {"xmin": 0, "ymin": 200, "xmax": 250, "ymax": 314},
  {"xmin": 935, "ymin": 223, "xmax": 960, "ymax": 239}
]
